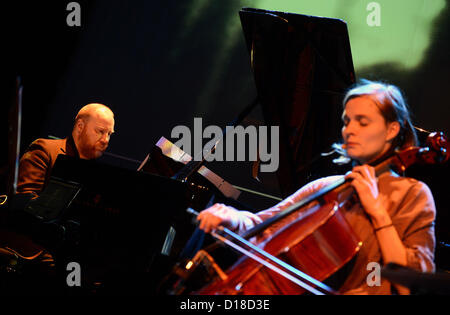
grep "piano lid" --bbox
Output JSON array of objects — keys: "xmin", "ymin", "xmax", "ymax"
[{"xmin": 239, "ymin": 8, "xmax": 356, "ymax": 198}]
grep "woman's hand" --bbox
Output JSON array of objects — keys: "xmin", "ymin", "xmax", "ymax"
[
  {"xmin": 344, "ymin": 165, "xmax": 391, "ymax": 227},
  {"xmin": 346, "ymin": 166, "xmax": 408, "ymax": 280},
  {"xmin": 197, "ymin": 203, "xmax": 239, "ymax": 233}
]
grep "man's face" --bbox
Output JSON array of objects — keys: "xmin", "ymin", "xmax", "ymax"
[{"xmin": 77, "ymin": 112, "xmax": 115, "ymax": 159}]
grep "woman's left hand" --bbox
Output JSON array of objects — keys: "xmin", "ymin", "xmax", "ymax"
[{"xmin": 345, "ymin": 165, "xmax": 388, "ymax": 221}]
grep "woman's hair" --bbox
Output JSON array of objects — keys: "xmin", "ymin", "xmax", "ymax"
[{"xmin": 331, "ymin": 79, "xmax": 418, "ymax": 164}]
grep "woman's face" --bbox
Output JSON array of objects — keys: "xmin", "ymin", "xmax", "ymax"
[{"xmin": 341, "ymin": 95, "xmax": 399, "ymax": 164}]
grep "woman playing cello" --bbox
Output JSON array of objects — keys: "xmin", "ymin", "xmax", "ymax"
[{"xmin": 197, "ymin": 79, "xmax": 436, "ymax": 295}]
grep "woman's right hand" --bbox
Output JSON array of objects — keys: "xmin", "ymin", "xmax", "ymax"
[{"xmin": 197, "ymin": 203, "xmax": 240, "ymax": 233}]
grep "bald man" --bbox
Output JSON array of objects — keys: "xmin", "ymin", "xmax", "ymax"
[{"xmin": 16, "ymin": 103, "xmax": 115, "ymax": 197}]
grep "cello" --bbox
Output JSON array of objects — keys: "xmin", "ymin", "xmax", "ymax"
[{"xmin": 180, "ymin": 131, "xmax": 449, "ymax": 295}]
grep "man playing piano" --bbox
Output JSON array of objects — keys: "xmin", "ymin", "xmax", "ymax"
[
  {"xmin": 16, "ymin": 103, "xmax": 115, "ymax": 198},
  {"xmin": 0, "ymin": 103, "xmax": 114, "ymax": 294}
]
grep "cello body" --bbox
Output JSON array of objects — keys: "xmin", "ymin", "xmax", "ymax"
[{"xmin": 196, "ymin": 200, "xmax": 362, "ymax": 295}]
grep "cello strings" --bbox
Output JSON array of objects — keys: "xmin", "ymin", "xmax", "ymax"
[
  {"xmin": 186, "ymin": 207, "xmax": 335, "ymax": 295},
  {"xmin": 210, "ymin": 229, "xmax": 325, "ymax": 295},
  {"xmin": 213, "ymin": 226, "xmax": 336, "ymax": 295}
]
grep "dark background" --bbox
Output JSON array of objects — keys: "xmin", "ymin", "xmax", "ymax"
[{"xmin": 1, "ymin": 1, "xmax": 449, "ymax": 271}]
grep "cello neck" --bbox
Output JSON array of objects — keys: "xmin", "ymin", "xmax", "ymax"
[{"xmin": 241, "ymin": 152, "xmax": 400, "ymax": 240}]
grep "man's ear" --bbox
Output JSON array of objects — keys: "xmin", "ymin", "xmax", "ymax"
[
  {"xmin": 386, "ymin": 121, "xmax": 400, "ymax": 142},
  {"xmin": 74, "ymin": 119, "xmax": 85, "ymax": 134}
]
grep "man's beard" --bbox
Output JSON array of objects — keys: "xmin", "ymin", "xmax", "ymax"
[
  {"xmin": 81, "ymin": 144, "xmax": 104, "ymax": 159},
  {"xmin": 78, "ymin": 132, "xmax": 105, "ymax": 159}
]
